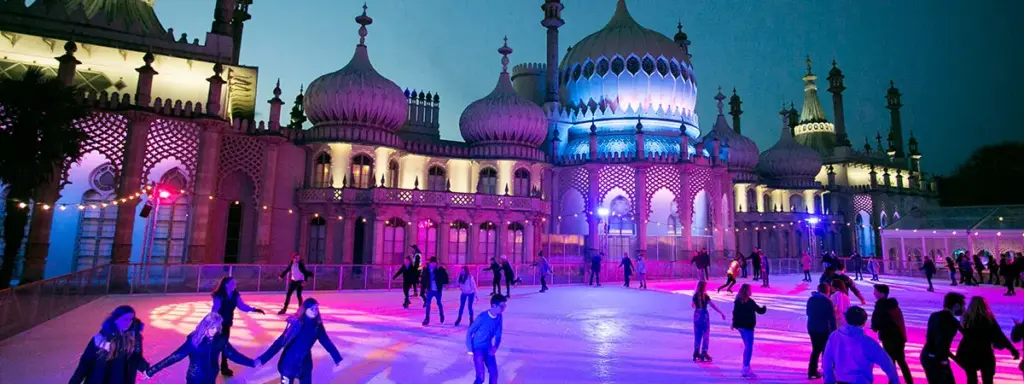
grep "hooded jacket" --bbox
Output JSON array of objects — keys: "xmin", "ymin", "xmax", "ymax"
[
  {"xmin": 146, "ymin": 333, "xmax": 255, "ymax": 384},
  {"xmin": 806, "ymin": 291, "xmax": 837, "ymax": 335},
  {"xmin": 822, "ymin": 325, "xmax": 900, "ymax": 384},
  {"xmin": 871, "ymin": 297, "xmax": 908, "ymax": 343},
  {"xmin": 70, "ymin": 320, "xmax": 149, "ymax": 384}
]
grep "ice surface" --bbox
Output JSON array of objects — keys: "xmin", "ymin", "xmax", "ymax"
[{"xmin": 2, "ymin": 273, "xmax": 1022, "ymax": 383}]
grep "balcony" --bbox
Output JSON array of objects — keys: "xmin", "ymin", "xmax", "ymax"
[{"xmin": 297, "ymin": 187, "xmax": 550, "ymax": 212}]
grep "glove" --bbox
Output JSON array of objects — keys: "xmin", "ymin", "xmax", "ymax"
[{"xmin": 253, "ymin": 308, "xmax": 266, "ymax": 315}]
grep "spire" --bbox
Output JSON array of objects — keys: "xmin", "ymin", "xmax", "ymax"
[
  {"xmin": 886, "ymin": 80, "xmax": 905, "ymax": 158},
  {"xmin": 827, "ymin": 59, "xmax": 850, "ymax": 147},
  {"xmin": 490, "ymin": 36, "xmax": 516, "ymax": 94},
  {"xmin": 864, "ymin": 136, "xmax": 872, "ymax": 153},
  {"xmin": 711, "ymin": 88, "xmax": 733, "ymax": 134},
  {"xmin": 778, "ymin": 102, "xmax": 795, "ymax": 141},
  {"xmin": 788, "ymin": 102, "xmax": 799, "ymax": 129},
  {"xmin": 499, "ymin": 36, "xmax": 512, "ymax": 74},
  {"xmin": 540, "ymin": 0, "xmax": 564, "ymax": 104},
  {"xmin": 288, "ymin": 84, "xmax": 306, "ymax": 129},
  {"xmin": 714, "ymin": 87, "xmax": 725, "ymax": 115},
  {"xmin": 908, "ymin": 130, "xmax": 920, "ymax": 157},
  {"xmin": 356, "ymin": 3, "xmax": 372, "ymax": 46},
  {"xmin": 728, "ymin": 88, "xmax": 742, "ymax": 134},
  {"xmin": 798, "ymin": 56, "xmax": 829, "ymax": 124},
  {"xmin": 673, "ymin": 20, "xmax": 691, "ymax": 58}
]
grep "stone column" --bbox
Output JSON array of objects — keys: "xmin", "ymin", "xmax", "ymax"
[
  {"xmin": 111, "ymin": 112, "xmax": 155, "ymax": 265},
  {"xmin": 340, "ymin": 210, "xmax": 355, "ymax": 264},
  {"xmin": 324, "ymin": 211, "xmax": 337, "ymax": 264},
  {"xmin": 678, "ymin": 165, "xmax": 693, "ymax": 253},
  {"xmin": 255, "ymin": 137, "xmax": 285, "ymax": 263},
  {"xmin": 404, "ymin": 211, "xmax": 417, "ymax": 263},
  {"xmin": 187, "ymin": 119, "xmax": 224, "ymax": 263},
  {"xmin": 635, "ymin": 165, "xmax": 649, "ymax": 252},
  {"xmin": 870, "ymin": 194, "xmax": 883, "ymax": 257},
  {"xmin": 495, "ymin": 217, "xmax": 506, "ymax": 259},
  {"xmin": 467, "ymin": 220, "xmax": 478, "ymax": 264},
  {"xmin": 437, "ymin": 217, "xmax": 450, "ymax": 264},
  {"xmin": 585, "ymin": 164, "xmax": 600, "ymax": 254},
  {"xmin": 524, "ymin": 219, "xmax": 536, "ymax": 264},
  {"xmin": 297, "ymin": 211, "xmax": 310, "ymax": 259},
  {"xmin": 372, "ymin": 218, "xmax": 385, "ymax": 264}
]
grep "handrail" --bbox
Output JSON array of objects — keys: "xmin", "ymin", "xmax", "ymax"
[{"xmin": 0, "ymin": 263, "xmax": 110, "ymax": 294}]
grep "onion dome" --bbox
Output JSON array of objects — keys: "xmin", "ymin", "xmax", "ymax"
[
  {"xmin": 558, "ymin": 0, "xmax": 695, "ymax": 116},
  {"xmin": 757, "ymin": 104, "xmax": 823, "ymax": 186},
  {"xmin": 702, "ymin": 88, "xmax": 758, "ymax": 173},
  {"xmin": 303, "ymin": 4, "xmax": 407, "ymax": 131},
  {"xmin": 459, "ymin": 37, "xmax": 547, "ymax": 148}
]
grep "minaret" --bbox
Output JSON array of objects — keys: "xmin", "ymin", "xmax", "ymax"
[
  {"xmin": 827, "ymin": 60, "xmax": 851, "ymax": 148},
  {"xmin": 230, "ymin": 0, "xmax": 253, "ymax": 65},
  {"xmin": 798, "ymin": 56, "xmax": 829, "ymax": 125},
  {"xmin": 674, "ymin": 22, "xmax": 691, "ymax": 59},
  {"xmin": 886, "ymin": 81, "xmax": 906, "ymax": 159},
  {"xmin": 211, "ymin": 0, "xmax": 236, "ymax": 36},
  {"xmin": 541, "ymin": 0, "xmax": 564, "ymax": 103},
  {"xmin": 288, "ymin": 85, "xmax": 306, "ymax": 130},
  {"xmin": 908, "ymin": 131, "xmax": 922, "ymax": 188},
  {"xmin": 268, "ymin": 79, "xmax": 284, "ymax": 131},
  {"xmin": 728, "ymin": 88, "xmax": 742, "ymax": 134},
  {"xmin": 788, "ymin": 102, "xmax": 799, "ymax": 135}
]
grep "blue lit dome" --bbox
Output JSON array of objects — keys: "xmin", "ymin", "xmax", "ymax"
[{"xmin": 558, "ymin": 0, "xmax": 696, "ymax": 125}]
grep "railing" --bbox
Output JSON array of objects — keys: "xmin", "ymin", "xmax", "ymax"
[
  {"xmin": 296, "ymin": 187, "xmax": 550, "ymax": 212},
  {"xmin": 0, "ymin": 265, "xmax": 113, "ymax": 341}
]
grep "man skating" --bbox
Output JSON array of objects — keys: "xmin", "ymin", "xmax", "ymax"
[
  {"xmin": 871, "ymin": 284, "xmax": 913, "ymax": 384},
  {"xmin": 466, "ymin": 294, "xmax": 507, "ymax": 384},
  {"xmin": 421, "ymin": 257, "xmax": 450, "ymax": 326},
  {"xmin": 392, "ymin": 257, "xmax": 419, "ymax": 308},
  {"xmin": 619, "ymin": 253, "xmax": 634, "ymax": 287},
  {"xmin": 589, "ymin": 252, "xmax": 603, "ymax": 287},
  {"xmin": 277, "ymin": 253, "xmax": 312, "ymax": 315}
]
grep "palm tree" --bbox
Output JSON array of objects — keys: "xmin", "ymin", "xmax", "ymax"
[{"xmin": 0, "ymin": 68, "xmax": 90, "ymax": 288}]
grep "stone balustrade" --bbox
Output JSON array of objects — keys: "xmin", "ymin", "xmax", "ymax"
[{"xmin": 297, "ymin": 187, "xmax": 550, "ymax": 212}]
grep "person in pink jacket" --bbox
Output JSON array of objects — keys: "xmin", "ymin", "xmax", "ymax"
[{"xmin": 802, "ymin": 252, "xmax": 813, "ymax": 282}]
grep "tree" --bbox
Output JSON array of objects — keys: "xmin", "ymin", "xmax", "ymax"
[
  {"xmin": 0, "ymin": 68, "xmax": 89, "ymax": 288},
  {"xmin": 937, "ymin": 141, "xmax": 1024, "ymax": 206}
]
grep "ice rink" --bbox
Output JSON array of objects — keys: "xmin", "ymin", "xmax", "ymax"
[{"xmin": 3, "ymin": 273, "xmax": 1022, "ymax": 383}]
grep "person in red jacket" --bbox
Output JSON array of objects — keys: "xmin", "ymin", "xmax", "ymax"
[{"xmin": 871, "ymin": 284, "xmax": 913, "ymax": 384}]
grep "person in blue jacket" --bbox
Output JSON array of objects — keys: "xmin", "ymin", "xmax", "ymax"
[
  {"xmin": 145, "ymin": 312, "xmax": 258, "ymax": 383},
  {"xmin": 70, "ymin": 305, "xmax": 150, "ymax": 384},
  {"xmin": 258, "ymin": 298, "xmax": 343, "ymax": 383},
  {"xmin": 211, "ymin": 276, "xmax": 266, "ymax": 376},
  {"xmin": 806, "ymin": 283, "xmax": 837, "ymax": 379}
]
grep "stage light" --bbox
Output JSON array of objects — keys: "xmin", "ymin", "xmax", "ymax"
[
  {"xmin": 597, "ymin": 207, "xmax": 610, "ymax": 217},
  {"xmin": 158, "ymin": 190, "xmax": 171, "ymax": 199},
  {"xmin": 806, "ymin": 217, "xmax": 820, "ymax": 224}
]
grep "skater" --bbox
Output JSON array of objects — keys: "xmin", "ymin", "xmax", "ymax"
[
  {"xmin": 392, "ymin": 256, "xmax": 419, "ymax": 308},
  {"xmin": 278, "ymin": 252, "xmax": 312, "ymax": 315},
  {"xmin": 851, "ymin": 252, "xmax": 864, "ymax": 281},
  {"xmin": 717, "ymin": 257, "xmax": 740, "ymax": 293},
  {"xmin": 421, "ymin": 257, "xmax": 450, "ymax": 326},
  {"xmin": 731, "ymin": 283, "xmax": 768, "ymax": 378},
  {"xmin": 618, "ymin": 252, "xmax": 634, "ymax": 287},
  {"xmin": 1013, "ymin": 317, "xmax": 1024, "ymax": 374},
  {"xmin": 806, "ymin": 283, "xmax": 837, "ymax": 379},
  {"xmin": 833, "ymin": 264, "xmax": 867, "ymax": 305},
  {"xmin": 831, "ymin": 279, "xmax": 852, "ymax": 327},
  {"xmin": 211, "ymin": 276, "xmax": 265, "ymax": 376},
  {"xmin": 822, "ymin": 250, "xmax": 835, "ymax": 271},
  {"xmin": 871, "ymin": 284, "xmax": 913, "ymax": 384},
  {"xmin": 987, "ymin": 255, "xmax": 1000, "ymax": 285},
  {"xmin": 411, "ymin": 245, "xmax": 423, "ymax": 298},
  {"xmin": 699, "ymin": 248, "xmax": 711, "ymax": 281},
  {"xmin": 692, "ymin": 280, "xmax": 727, "ymax": 362},
  {"xmin": 589, "ymin": 252, "xmax": 602, "ymax": 286},
  {"xmin": 485, "ymin": 257, "xmax": 502, "ymax": 295},
  {"xmin": 960, "ymin": 254, "xmax": 977, "ymax": 286},
  {"xmin": 802, "ymin": 251, "xmax": 812, "ymax": 282},
  {"xmin": 1002, "ymin": 254, "xmax": 1018, "ymax": 296},
  {"xmin": 822, "ymin": 306, "xmax": 900, "ymax": 384},
  {"xmin": 636, "ymin": 252, "xmax": 648, "ymax": 289},
  {"xmin": 739, "ymin": 251, "xmax": 748, "ymax": 278},
  {"xmin": 957, "ymin": 296, "xmax": 1020, "ymax": 384},
  {"xmin": 455, "ymin": 266, "xmax": 478, "ymax": 326},
  {"xmin": 500, "ymin": 255, "xmax": 521, "ymax": 297},
  {"xmin": 145, "ymin": 312, "xmax": 258, "ymax": 383},
  {"xmin": 466, "ymin": 294, "xmax": 507, "ymax": 384},
  {"xmin": 945, "ymin": 256, "xmax": 958, "ymax": 286},
  {"xmin": 920, "ymin": 292, "xmax": 965, "ymax": 384},
  {"xmin": 921, "ymin": 256, "xmax": 937, "ymax": 292},
  {"xmin": 973, "ymin": 253, "xmax": 986, "ymax": 285},
  {"xmin": 868, "ymin": 255, "xmax": 880, "ymax": 281},
  {"xmin": 750, "ymin": 248, "xmax": 762, "ymax": 281},
  {"xmin": 70, "ymin": 305, "xmax": 150, "ymax": 384},
  {"xmin": 760, "ymin": 251, "xmax": 770, "ymax": 288},
  {"xmin": 532, "ymin": 252, "xmax": 552, "ymax": 292},
  {"xmin": 257, "ymin": 298, "xmax": 343, "ymax": 383}
]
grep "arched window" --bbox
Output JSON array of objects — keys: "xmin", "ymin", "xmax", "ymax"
[
  {"xmin": 76, "ymin": 191, "xmax": 117, "ymax": 270},
  {"xmin": 790, "ymin": 194, "xmax": 805, "ymax": 213},
  {"xmin": 813, "ymin": 194, "xmax": 823, "ymax": 214},
  {"xmin": 308, "ymin": 216, "xmax": 327, "ymax": 264},
  {"xmin": 416, "ymin": 219, "xmax": 437, "ymax": 261},
  {"xmin": 478, "ymin": 222, "xmax": 497, "ymax": 261},
  {"xmin": 507, "ymin": 222, "xmax": 525, "ymax": 263},
  {"xmin": 448, "ymin": 221, "xmax": 469, "ymax": 265},
  {"xmin": 762, "ymin": 194, "xmax": 772, "ymax": 213},
  {"xmin": 350, "ymin": 154, "xmax": 373, "ymax": 189},
  {"xmin": 745, "ymin": 189, "xmax": 757, "ymax": 213},
  {"xmin": 383, "ymin": 218, "xmax": 406, "ymax": 264},
  {"xmin": 513, "ymin": 168, "xmax": 530, "ymax": 196},
  {"xmin": 478, "ymin": 167, "xmax": 498, "ymax": 195},
  {"xmin": 149, "ymin": 169, "xmax": 190, "ymax": 265},
  {"xmin": 427, "ymin": 165, "xmax": 446, "ymax": 191},
  {"xmin": 388, "ymin": 160, "xmax": 400, "ymax": 188},
  {"xmin": 312, "ymin": 152, "xmax": 331, "ymax": 188}
]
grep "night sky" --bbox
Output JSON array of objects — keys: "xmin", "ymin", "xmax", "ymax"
[{"xmin": 154, "ymin": 0, "xmax": 1023, "ymax": 175}]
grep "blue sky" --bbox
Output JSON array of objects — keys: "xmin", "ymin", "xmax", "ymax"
[{"xmin": 155, "ymin": 0, "xmax": 1022, "ymax": 175}]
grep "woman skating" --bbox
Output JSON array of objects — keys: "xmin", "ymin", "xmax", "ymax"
[
  {"xmin": 957, "ymin": 296, "xmax": 1020, "ymax": 384},
  {"xmin": 70, "ymin": 305, "xmax": 150, "ymax": 384},
  {"xmin": 211, "ymin": 276, "xmax": 265, "ymax": 376},
  {"xmin": 455, "ymin": 266, "xmax": 479, "ymax": 326},
  {"xmin": 831, "ymin": 279, "xmax": 852, "ymax": 327},
  {"xmin": 692, "ymin": 280, "xmax": 727, "ymax": 362},
  {"xmin": 921, "ymin": 256, "xmax": 937, "ymax": 292},
  {"xmin": 802, "ymin": 252, "xmax": 812, "ymax": 282},
  {"xmin": 145, "ymin": 313, "xmax": 258, "ymax": 383},
  {"xmin": 731, "ymin": 284, "xmax": 768, "ymax": 378},
  {"xmin": 258, "ymin": 298, "xmax": 343, "ymax": 383}
]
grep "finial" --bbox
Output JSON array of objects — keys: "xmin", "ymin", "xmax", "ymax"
[
  {"xmin": 143, "ymin": 51, "xmax": 155, "ymax": 65},
  {"xmin": 732, "ymin": 87, "xmax": 737, "ymax": 96},
  {"xmin": 498, "ymin": 36, "xmax": 513, "ymax": 73},
  {"xmin": 714, "ymin": 87, "xmax": 725, "ymax": 115},
  {"xmin": 889, "ymin": 80, "xmax": 895, "ymax": 88},
  {"xmin": 355, "ymin": 3, "xmax": 373, "ymax": 45},
  {"xmin": 212, "ymin": 62, "xmax": 224, "ymax": 76},
  {"xmin": 805, "ymin": 55, "xmax": 813, "ymax": 75},
  {"xmin": 636, "ymin": 117, "xmax": 643, "ymax": 133},
  {"xmin": 831, "ymin": 58, "xmax": 837, "ymax": 68},
  {"xmin": 273, "ymin": 79, "xmax": 282, "ymax": 97},
  {"xmin": 589, "ymin": 120, "xmax": 597, "ymax": 134},
  {"xmin": 299, "ymin": 83, "xmax": 304, "ymax": 93},
  {"xmin": 677, "ymin": 21, "xmax": 683, "ymax": 33},
  {"xmin": 63, "ymin": 39, "xmax": 77, "ymax": 55}
]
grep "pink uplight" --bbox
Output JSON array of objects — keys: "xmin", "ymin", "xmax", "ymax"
[{"xmin": 158, "ymin": 190, "xmax": 171, "ymax": 199}]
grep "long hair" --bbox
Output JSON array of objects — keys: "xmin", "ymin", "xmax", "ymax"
[
  {"xmin": 694, "ymin": 281, "xmax": 708, "ymax": 308},
  {"xmin": 290, "ymin": 298, "xmax": 323, "ymax": 326},
  {"xmin": 459, "ymin": 266, "xmax": 470, "ymax": 284},
  {"xmin": 211, "ymin": 276, "xmax": 235, "ymax": 299},
  {"xmin": 736, "ymin": 284, "xmax": 752, "ymax": 303},
  {"xmin": 99, "ymin": 305, "xmax": 141, "ymax": 361},
  {"xmin": 190, "ymin": 312, "xmax": 224, "ymax": 346},
  {"xmin": 962, "ymin": 296, "xmax": 994, "ymax": 329}
]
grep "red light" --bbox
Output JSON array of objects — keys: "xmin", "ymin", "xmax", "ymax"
[{"xmin": 158, "ymin": 190, "xmax": 171, "ymax": 199}]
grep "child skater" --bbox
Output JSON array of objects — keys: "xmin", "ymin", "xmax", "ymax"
[
  {"xmin": 717, "ymin": 257, "xmax": 740, "ymax": 293},
  {"xmin": 693, "ymin": 280, "xmax": 727, "ymax": 362},
  {"xmin": 466, "ymin": 294, "xmax": 508, "ymax": 384},
  {"xmin": 145, "ymin": 313, "xmax": 259, "ymax": 383},
  {"xmin": 70, "ymin": 305, "xmax": 150, "ymax": 384},
  {"xmin": 211, "ymin": 276, "xmax": 266, "ymax": 376},
  {"xmin": 455, "ymin": 266, "xmax": 479, "ymax": 326},
  {"xmin": 392, "ymin": 256, "xmax": 419, "ymax": 308},
  {"xmin": 258, "ymin": 298, "xmax": 343, "ymax": 383},
  {"xmin": 731, "ymin": 284, "xmax": 768, "ymax": 379},
  {"xmin": 636, "ymin": 252, "xmax": 648, "ymax": 290}
]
